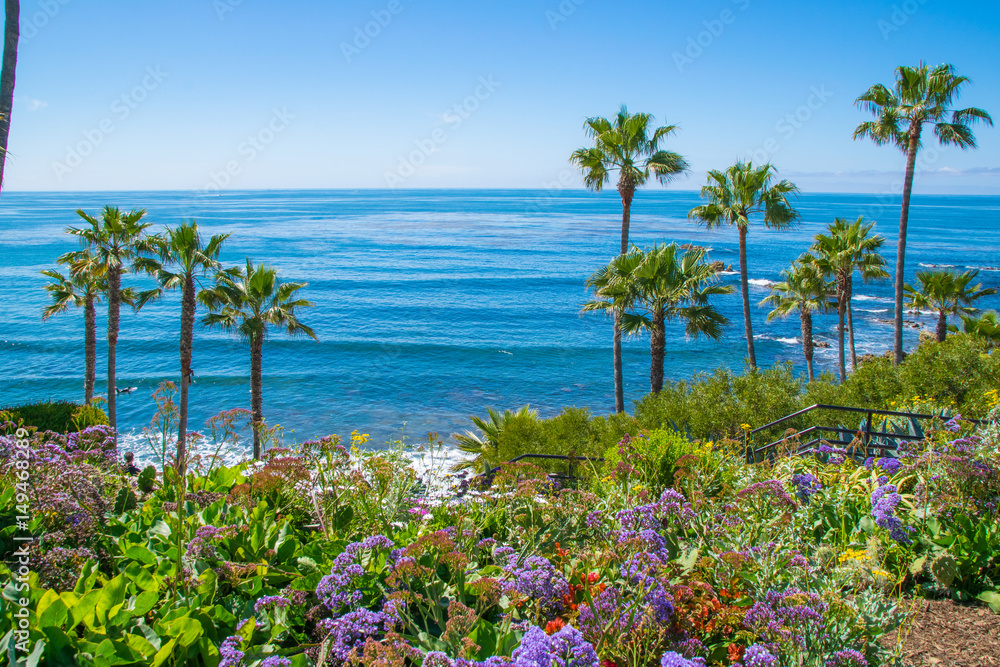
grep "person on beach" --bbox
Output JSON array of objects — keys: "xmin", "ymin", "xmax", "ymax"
[{"xmin": 122, "ymin": 451, "xmax": 141, "ymax": 475}]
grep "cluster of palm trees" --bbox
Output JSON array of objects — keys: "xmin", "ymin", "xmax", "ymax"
[
  {"xmin": 41, "ymin": 206, "xmax": 317, "ymax": 460},
  {"xmin": 574, "ymin": 62, "xmax": 993, "ymax": 412}
]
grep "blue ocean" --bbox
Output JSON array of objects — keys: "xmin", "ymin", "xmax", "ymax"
[{"xmin": 1, "ymin": 190, "xmax": 998, "ymax": 456}]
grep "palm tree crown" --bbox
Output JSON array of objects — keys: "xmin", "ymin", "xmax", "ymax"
[{"xmin": 761, "ymin": 254, "xmax": 831, "ymax": 381}]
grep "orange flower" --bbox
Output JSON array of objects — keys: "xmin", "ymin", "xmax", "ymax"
[
  {"xmin": 545, "ymin": 618, "xmax": 566, "ymax": 635},
  {"xmin": 728, "ymin": 644, "xmax": 744, "ymax": 663}
]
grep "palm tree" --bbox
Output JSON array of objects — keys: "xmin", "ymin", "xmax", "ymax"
[
  {"xmin": 0, "ymin": 0, "xmax": 19, "ymax": 193},
  {"xmin": 620, "ymin": 243, "xmax": 732, "ymax": 393},
  {"xmin": 66, "ymin": 207, "xmax": 157, "ymax": 434},
  {"xmin": 811, "ymin": 217, "xmax": 888, "ymax": 380},
  {"xmin": 145, "ymin": 222, "xmax": 230, "ymax": 466},
  {"xmin": 201, "ymin": 259, "xmax": 317, "ymax": 459},
  {"xmin": 41, "ymin": 251, "xmax": 104, "ymax": 403},
  {"xmin": 760, "ymin": 254, "xmax": 830, "ymax": 382},
  {"xmin": 904, "ymin": 269, "xmax": 997, "ymax": 343},
  {"xmin": 952, "ymin": 311, "xmax": 1000, "ymax": 348},
  {"xmin": 571, "ymin": 106, "xmax": 689, "ymax": 413},
  {"xmin": 854, "ymin": 63, "xmax": 992, "ymax": 365},
  {"xmin": 451, "ymin": 405, "xmax": 538, "ymax": 473},
  {"xmin": 688, "ymin": 161, "xmax": 800, "ymax": 369}
]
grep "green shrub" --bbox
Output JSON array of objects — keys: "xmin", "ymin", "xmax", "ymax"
[
  {"xmin": 1, "ymin": 400, "xmax": 107, "ymax": 433},
  {"xmin": 898, "ymin": 334, "xmax": 1000, "ymax": 419},
  {"xmin": 601, "ymin": 428, "xmax": 695, "ymax": 494}
]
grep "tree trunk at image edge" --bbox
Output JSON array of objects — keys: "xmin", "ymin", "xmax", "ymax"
[
  {"xmin": 894, "ymin": 126, "xmax": 921, "ymax": 365},
  {"xmin": 846, "ymin": 276, "xmax": 857, "ymax": 372},
  {"xmin": 0, "ymin": 0, "xmax": 19, "ymax": 193},
  {"xmin": 801, "ymin": 307, "xmax": 814, "ymax": 383},
  {"xmin": 738, "ymin": 226, "xmax": 757, "ymax": 368},
  {"xmin": 613, "ymin": 311, "xmax": 624, "ymax": 414},
  {"xmin": 177, "ymin": 274, "xmax": 195, "ymax": 466},
  {"xmin": 250, "ymin": 335, "xmax": 264, "ymax": 459},
  {"xmin": 836, "ymin": 282, "xmax": 847, "ymax": 383},
  {"xmin": 649, "ymin": 307, "xmax": 666, "ymax": 393},
  {"xmin": 936, "ymin": 310, "xmax": 948, "ymax": 343},
  {"xmin": 107, "ymin": 267, "xmax": 120, "ymax": 437},
  {"xmin": 84, "ymin": 292, "xmax": 96, "ymax": 404}
]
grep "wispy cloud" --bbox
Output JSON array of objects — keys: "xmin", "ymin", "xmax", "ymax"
[{"xmin": 20, "ymin": 97, "xmax": 48, "ymax": 111}]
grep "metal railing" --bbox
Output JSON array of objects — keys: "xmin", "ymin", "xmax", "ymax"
[
  {"xmin": 486, "ymin": 453, "xmax": 605, "ymax": 484},
  {"xmin": 745, "ymin": 404, "xmax": 981, "ymax": 463}
]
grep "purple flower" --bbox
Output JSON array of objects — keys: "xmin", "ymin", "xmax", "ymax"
[
  {"xmin": 260, "ymin": 658, "xmax": 292, "ymax": 667},
  {"xmin": 871, "ymin": 482, "xmax": 912, "ymax": 545},
  {"xmin": 502, "ymin": 556, "xmax": 570, "ymax": 615},
  {"xmin": 219, "ymin": 635, "xmax": 245, "ymax": 667},
  {"xmin": 320, "ymin": 605, "xmax": 398, "ymax": 663},
  {"xmin": 254, "ymin": 595, "xmax": 290, "ymax": 613},
  {"xmin": 742, "ymin": 644, "xmax": 778, "ymax": 667},
  {"xmin": 316, "ymin": 535, "xmax": 395, "ymax": 613},
  {"xmin": 824, "ymin": 650, "xmax": 869, "ymax": 667},
  {"xmin": 790, "ymin": 473, "xmax": 821, "ymax": 503},
  {"xmin": 512, "ymin": 625, "xmax": 598, "ymax": 667},
  {"xmin": 659, "ymin": 652, "xmax": 705, "ymax": 667}
]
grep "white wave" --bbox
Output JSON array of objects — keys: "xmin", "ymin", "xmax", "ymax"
[
  {"xmin": 754, "ymin": 334, "xmax": 800, "ymax": 345},
  {"xmin": 855, "ymin": 308, "xmax": 890, "ymax": 313},
  {"xmin": 919, "ymin": 263, "xmax": 955, "ymax": 269},
  {"xmin": 748, "ymin": 278, "xmax": 776, "ymax": 288},
  {"xmin": 853, "ymin": 295, "xmax": 891, "ymax": 302},
  {"xmin": 968, "ymin": 265, "xmax": 1000, "ymax": 272},
  {"xmin": 718, "ymin": 271, "xmax": 739, "ymax": 276}
]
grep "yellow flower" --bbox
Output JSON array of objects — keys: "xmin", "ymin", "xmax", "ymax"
[{"xmin": 740, "ymin": 423, "xmax": 751, "ymax": 431}]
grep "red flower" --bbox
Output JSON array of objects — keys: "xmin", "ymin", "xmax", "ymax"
[
  {"xmin": 728, "ymin": 644, "xmax": 744, "ymax": 663},
  {"xmin": 545, "ymin": 618, "xmax": 566, "ymax": 635},
  {"xmin": 587, "ymin": 572, "xmax": 600, "ymax": 585},
  {"xmin": 601, "ymin": 660, "xmax": 618, "ymax": 667}
]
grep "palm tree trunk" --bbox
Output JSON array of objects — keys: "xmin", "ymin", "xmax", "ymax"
[
  {"xmin": 936, "ymin": 310, "xmax": 948, "ymax": 343},
  {"xmin": 801, "ymin": 307, "xmax": 814, "ymax": 382},
  {"xmin": 107, "ymin": 267, "xmax": 120, "ymax": 436},
  {"xmin": 846, "ymin": 276, "xmax": 857, "ymax": 371},
  {"xmin": 84, "ymin": 292, "xmax": 96, "ymax": 404},
  {"xmin": 613, "ymin": 312, "xmax": 624, "ymax": 414},
  {"xmin": 738, "ymin": 225, "xmax": 756, "ymax": 368},
  {"xmin": 612, "ymin": 178, "xmax": 635, "ymax": 413},
  {"xmin": 837, "ymin": 285, "xmax": 847, "ymax": 383},
  {"xmin": 894, "ymin": 125, "xmax": 921, "ymax": 365},
  {"xmin": 0, "ymin": 0, "xmax": 19, "ymax": 193},
  {"xmin": 177, "ymin": 273, "xmax": 195, "ymax": 466},
  {"xmin": 250, "ymin": 334, "xmax": 264, "ymax": 459},
  {"xmin": 650, "ymin": 307, "xmax": 666, "ymax": 393}
]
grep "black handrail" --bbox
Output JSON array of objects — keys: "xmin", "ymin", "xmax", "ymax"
[{"xmin": 745, "ymin": 404, "xmax": 982, "ymax": 463}]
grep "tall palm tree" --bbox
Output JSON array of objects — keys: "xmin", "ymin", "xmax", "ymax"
[
  {"xmin": 760, "ymin": 254, "xmax": 831, "ymax": 382},
  {"xmin": 619, "ymin": 243, "xmax": 732, "ymax": 393},
  {"xmin": 811, "ymin": 217, "xmax": 888, "ymax": 380},
  {"xmin": 0, "ymin": 0, "xmax": 19, "ymax": 193},
  {"xmin": 145, "ymin": 222, "xmax": 230, "ymax": 466},
  {"xmin": 688, "ymin": 161, "xmax": 800, "ymax": 369},
  {"xmin": 854, "ymin": 63, "xmax": 992, "ymax": 365},
  {"xmin": 41, "ymin": 251, "xmax": 104, "ymax": 404},
  {"xmin": 571, "ymin": 106, "xmax": 689, "ymax": 413},
  {"xmin": 66, "ymin": 207, "xmax": 157, "ymax": 434},
  {"xmin": 451, "ymin": 405, "xmax": 538, "ymax": 473},
  {"xmin": 904, "ymin": 269, "xmax": 997, "ymax": 342},
  {"xmin": 201, "ymin": 259, "xmax": 317, "ymax": 459}
]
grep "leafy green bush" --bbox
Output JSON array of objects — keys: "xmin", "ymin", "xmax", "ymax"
[
  {"xmin": 1, "ymin": 400, "xmax": 107, "ymax": 433},
  {"xmin": 898, "ymin": 334, "xmax": 1000, "ymax": 419}
]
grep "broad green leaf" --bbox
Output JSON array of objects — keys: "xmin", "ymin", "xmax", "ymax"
[
  {"xmin": 124, "ymin": 546, "xmax": 157, "ymax": 567},
  {"xmin": 977, "ymin": 590, "xmax": 1000, "ymax": 613}
]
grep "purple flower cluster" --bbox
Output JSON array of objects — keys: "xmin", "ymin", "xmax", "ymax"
[
  {"xmin": 254, "ymin": 595, "xmax": 290, "ymax": 613},
  {"xmin": 316, "ymin": 535, "xmax": 395, "ymax": 613},
  {"xmin": 577, "ymin": 587, "xmax": 627, "ymax": 640},
  {"xmin": 824, "ymin": 650, "xmax": 869, "ymax": 667},
  {"xmin": 219, "ymin": 635, "xmax": 245, "ymax": 667},
  {"xmin": 187, "ymin": 524, "xmax": 236, "ymax": 560},
  {"xmin": 616, "ymin": 489, "xmax": 695, "ymax": 539},
  {"xmin": 737, "ymin": 480, "xmax": 797, "ymax": 512},
  {"xmin": 741, "ymin": 644, "xmax": 778, "ymax": 667},
  {"xmin": 790, "ymin": 473, "xmax": 821, "ymax": 503},
  {"xmin": 871, "ymin": 483, "xmax": 912, "ymax": 545},
  {"xmin": 260, "ymin": 658, "xmax": 292, "ymax": 667},
  {"xmin": 512, "ymin": 625, "xmax": 598, "ymax": 667},
  {"xmin": 659, "ymin": 652, "xmax": 706, "ymax": 667},
  {"xmin": 744, "ymin": 588, "xmax": 828, "ymax": 648},
  {"xmin": 319, "ymin": 603, "xmax": 400, "ymax": 664},
  {"xmin": 424, "ymin": 652, "xmax": 510, "ymax": 667},
  {"xmin": 864, "ymin": 457, "xmax": 903, "ymax": 476},
  {"xmin": 502, "ymin": 556, "xmax": 570, "ymax": 615}
]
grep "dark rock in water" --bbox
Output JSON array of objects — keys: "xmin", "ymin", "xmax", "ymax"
[
  {"xmin": 680, "ymin": 243, "xmax": 710, "ymax": 252},
  {"xmin": 710, "ymin": 261, "xmax": 725, "ymax": 272},
  {"xmin": 727, "ymin": 264, "xmax": 734, "ymax": 272},
  {"xmin": 814, "ymin": 341, "xmax": 831, "ymax": 348}
]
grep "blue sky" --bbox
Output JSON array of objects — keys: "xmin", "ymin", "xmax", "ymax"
[{"xmin": 6, "ymin": 0, "xmax": 999, "ymax": 192}]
